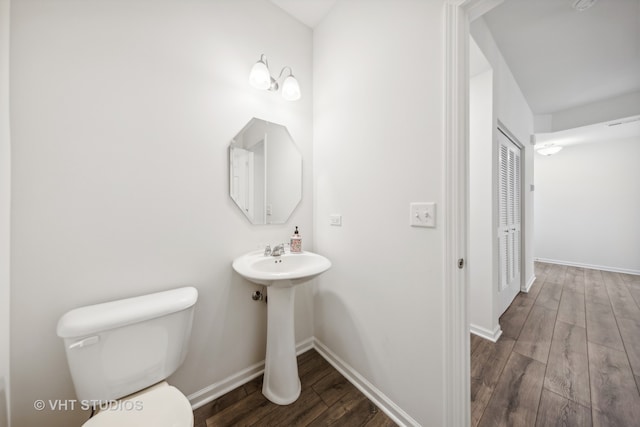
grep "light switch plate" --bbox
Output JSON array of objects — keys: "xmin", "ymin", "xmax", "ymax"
[
  {"xmin": 410, "ymin": 202, "xmax": 436, "ymax": 228},
  {"xmin": 329, "ymin": 214, "xmax": 342, "ymax": 226}
]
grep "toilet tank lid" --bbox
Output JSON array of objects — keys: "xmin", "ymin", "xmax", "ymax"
[{"xmin": 57, "ymin": 287, "xmax": 198, "ymax": 338}]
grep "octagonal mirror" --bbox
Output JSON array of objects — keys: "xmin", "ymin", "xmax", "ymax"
[{"xmin": 229, "ymin": 118, "xmax": 302, "ymax": 224}]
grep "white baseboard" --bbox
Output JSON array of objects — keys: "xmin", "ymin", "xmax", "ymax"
[
  {"xmin": 469, "ymin": 324, "xmax": 502, "ymax": 342},
  {"xmin": 313, "ymin": 338, "xmax": 420, "ymax": 427},
  {"xmin": 188, "ymin": 337, "xmax": 314, "ymax": 410},
  {"xmin": 535, "ymin": 258, "xmax": 640, "ymax": 276},
  {"xmin": 522, "ymin": 274, "xmax": 536, "ymax": 293},
  {"xmin": 188, "ymin": 337, "xmax": 417, "ymax": 426}
]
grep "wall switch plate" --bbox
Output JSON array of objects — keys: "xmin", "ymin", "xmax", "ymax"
[
  {"xmin": 329, "ymin": 214, "xmax": 342, "ymax": 226},
  {"xmin": 410, "ymin": 203, "xmax": 436, "ymax": 228}
]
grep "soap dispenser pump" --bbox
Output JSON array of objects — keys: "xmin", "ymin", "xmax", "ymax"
[{"xmin": 290, "ymin": 226, "xmax": 302, "ymax": 253}]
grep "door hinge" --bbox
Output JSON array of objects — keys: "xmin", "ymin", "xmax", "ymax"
[{"xmin": 458, "ymin": 258, "xmax": 465, "ymax": 269}]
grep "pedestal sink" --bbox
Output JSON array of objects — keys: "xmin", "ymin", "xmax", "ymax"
[{"xmin": 232, "ymin": 250, "xmax": 331, "ymax": 405}]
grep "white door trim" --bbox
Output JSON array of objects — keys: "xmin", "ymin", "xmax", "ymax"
[
  {"xmin": 443, "ymin": 2, "xmax": 469, "ymax": 426},
  {"xmin": 444, "ymin": 1, "xmax": 501, "ymax": 425}
]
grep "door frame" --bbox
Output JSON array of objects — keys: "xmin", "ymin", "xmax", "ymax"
[{"xmin": 443, "ymin": 1, "xmax": 503, "ymax": 425}]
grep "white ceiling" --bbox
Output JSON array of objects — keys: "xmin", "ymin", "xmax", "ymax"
[
  {"xmin": 483, "ymin": 0, "xmax": 640, "ymax": 115},
  {"xmin": 535, "ymin": 114, "xmax": 640, "ymax": 146},
  {"xmin": 270, "ymin": 0, "xmax": 639, "ymax": 119},
  {"xmin": 269, "ymin": 0, "xmax": 337, "ymax": 28}
]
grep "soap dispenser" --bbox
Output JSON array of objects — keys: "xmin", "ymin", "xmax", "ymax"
[{"xmin": 290, "ymin": 226, "xmax": 302, "ymax": 253}]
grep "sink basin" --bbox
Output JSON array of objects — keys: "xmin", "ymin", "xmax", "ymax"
[
  {"xmin": 232, "ymin": 250, "xmax": 331, "ymax": 286},
  {"xmin": 232, "ymin": 249, "xmax": 331, "ymax": 405}
]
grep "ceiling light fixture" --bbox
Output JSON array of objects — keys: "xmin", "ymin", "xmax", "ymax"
[
  {"xmin": 249, "ymin": 54, "xmax": 301, "ymax": 101},
  {"xmin": 572, "ymin": 0, "xmax": 598, "ymax": 12},
  {"xmin": 536, "ymin": 143, "xmax": 563, "ymax": 156}
]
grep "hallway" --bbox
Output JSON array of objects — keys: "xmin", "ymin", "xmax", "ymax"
[{"xmin": 471, "ymin": 262, "xmax": 640, "ymax": 426}]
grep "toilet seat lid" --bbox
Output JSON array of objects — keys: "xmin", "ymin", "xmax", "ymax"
[{"xmin": 83, "ymin": 382, "xmax": 193, "ymax": 427}]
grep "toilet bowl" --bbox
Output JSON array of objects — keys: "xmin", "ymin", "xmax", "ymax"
[
  {"xmin": 57, "ymin": 287, "xmax": 198, "ymax": 427},
  {"xmin": 82, "ymin": 382, "xmax": 192, "ymax": 427}
]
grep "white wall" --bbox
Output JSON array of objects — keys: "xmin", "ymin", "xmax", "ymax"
[
  {"xmin": 469, "ymin": 69, "xmax": 497, "ymax": 338},
  {"xmin": 313, "ymin": 1, "xmax": 445, "ymax": 424},
  {"xmin": 535, "ymin": 137, "xmax": 640, "ymax": 274},
  {"xmin": 0, "ymin": 0, "xmax": 10, "ymax": 425},
  {"xmin": 468, "ymin": 18, "xmax": 535, "ymax": 339},
  {"xmin": 9, "ymin": 1, "xmax": 313, "ymax": 426},
  {"xmin": 471, "ymin": 17, "xmax": 536, "ymax": 294},
  {"xmin": 551, "ymin": 91, "xmax": 640, "ymax": 132}
]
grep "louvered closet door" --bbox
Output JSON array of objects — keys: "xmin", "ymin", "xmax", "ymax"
[{"xmin": 498, "ymin": 130, "xmax": 521, "ymax": 316}]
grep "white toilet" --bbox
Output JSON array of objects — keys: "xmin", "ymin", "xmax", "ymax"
[{"xmin": 56, "ymin": 286, "xmax": 198, "ymax": 427}]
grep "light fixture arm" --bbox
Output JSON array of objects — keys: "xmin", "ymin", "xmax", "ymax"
[
  {"xmin": 249, "ymin": 54, "xmax": 301, "ymax": 101},
  {"xmin": 276, "ymin": 66, "xmax": 294, "ymax": 80},
  {"xmin": 268, "ymin": 67, "xmax": 294, "ymax": 92}
]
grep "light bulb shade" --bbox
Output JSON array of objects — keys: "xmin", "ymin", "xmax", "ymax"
[
  {"xmin": 536, "ymin": 145, "xmax": 563, "ymax": 156},
  {"xmin": 249, "ymin": 60, "xmax": 271, "ymax": 90},
  {"xmin": 281, "ymin": 75, "xmax": 301, "ymax": 101}
]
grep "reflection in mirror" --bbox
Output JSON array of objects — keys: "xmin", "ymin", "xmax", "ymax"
[{"xmin": 229, "ymin": 118, "xmax": 302, "ymax": 224}]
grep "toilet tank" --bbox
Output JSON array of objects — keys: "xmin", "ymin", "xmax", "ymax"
[{"xmin": 57, "ymin": 287, "xmax": 198, "ymax": 403}]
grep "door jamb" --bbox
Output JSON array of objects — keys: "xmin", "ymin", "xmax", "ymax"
[{"xmin": 443, "ymin": 1, "xmax": 502, "ymax": 425}]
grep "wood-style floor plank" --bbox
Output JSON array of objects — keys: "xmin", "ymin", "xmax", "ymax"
[
  {"xmin": 247, "ymin": 387, "xmax": 327, "ymax": 427},
  {"xmin": 471, "ymin": 333, "xmax": 483, "ymax": 356},
  {"xmin": 535, "ymin": 262, "xmax": 552, "ymax": 276},
  {"xmin": 584, "ymin": 269, "xmax": 608, "ymax": 304},
  {"xmin": 478, "ymin": 352, "xmax": 546, "ymax": 427},
  {"xmin": 603, "ymin": 271, "xmax": 640, "ymax": 320},
  {"xmin": 629, "ymin": 284, "xmax": 640, "ymax": 309},
  {"xmin": 364, "ymin": 410, "xmax": 398, "ymax": 427},
  {"xmin": 546, "ymin": 264, "xmax": 568, "ymax": 285},
  {"xmin": 584, "ymin": 300, "xmax": 625, "ymax": 351},
  {"xmin": 535, "ymin": 389, "xmax": 591, "ymax": 427},
  {"xmin": 205, "ymin": 390, "xmax": 277, "ymax": 427},
  {"xmin": 471, "ymin": 336, "xmax": 516, "ymax": 427},
  {"xmin": 523, "ymin": 276, "xmax": 544, "ymax": 301},
  {"xmin": 620, "ymin": 273, "xmax": 640, "ymax": 285},
  {"xmin": 513, "ymin": 305, "xmax": 556, "ymax": 363},
  {"xmin": 298, "ymin": 351, "xmax": 334, "ymax": 388},
  {"xmin": 312, "ymin": 368, "xmax": 357, "ymax": 407},
  {"xmin": 307, "ymin": 386, "xmax": 378, "ymax": 427},
  {"xmin": 543, "ymin": 321, "xmax": 590, "ymax": 408},
  {"xmin": 588, "ymin": 342, "xmax": 640, "ymax": 426},
  {"xmin": 194, "ymin": 386, "xmax": 248, "ymax": 427},
  {"xmin": 196, "ymin": 349, "xmax": 396, "ymax": 427},
  {"xmin": 617, "ymin": 316, "xmax": 640, "ymax": 377},
  {"xmin": 535, "ymin": 281, "xmax": 563, "ymax": 311},
  {"xmin": 500, "ymin": 293, "xmax": 535, "ymax": 340},
  {"xmin": 473, "ymin": 263, "xmax": 640, "ymax": 427},
  {"xmin": 564, "ymin": 267, "xmax": 585, "ymax": 294},
  {"xmin": 557, "ymin": 289, "xmax": 586, "ymax": 328}
]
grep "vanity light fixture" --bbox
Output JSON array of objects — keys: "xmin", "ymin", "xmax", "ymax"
[
  {"xmin": 536, "ymin": 143, "xmax": 563, "ymax": 156},
  {"xmin": 249, "ymin": 54, "xmax": 301, "ymax": 101}
]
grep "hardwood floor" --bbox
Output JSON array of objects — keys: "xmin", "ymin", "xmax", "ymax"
[
  {"xmin": 472, "ymin": 262, "xmax": 640, "ymax": 427},
  {"xmin": 193, "ymin": 349, "xmax": 397, "ymax": 427}
]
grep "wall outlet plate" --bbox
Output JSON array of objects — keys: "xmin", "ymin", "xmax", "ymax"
[
  {"xmin": 329, "ymin": 214, "xmax": 342, "ymax": 226},
  {"xmin": 410, "ymin": 202, "xmax": 436, "ymax": 228}
]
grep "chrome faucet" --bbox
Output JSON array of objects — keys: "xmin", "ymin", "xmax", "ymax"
[
  {"xmin": 271, "ymin": 243, "xmax": 285, "ymax": 257},
  {"xmin": 263, "ymin": 244, "xmax": 272, "ymax": 256}
]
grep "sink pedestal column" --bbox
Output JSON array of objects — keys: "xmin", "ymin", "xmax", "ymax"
[{"xmin": 262, "ymin": 281, "xmax": 301, "ymax": 405}]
